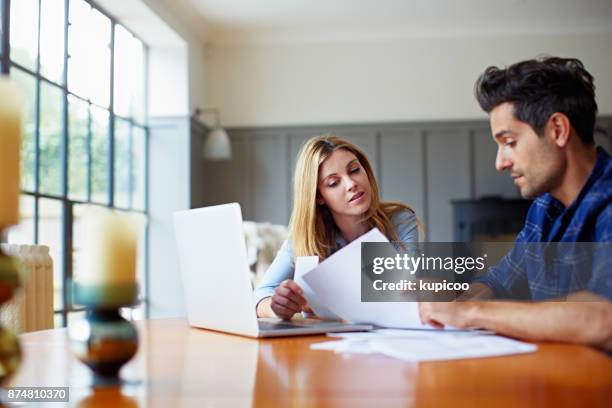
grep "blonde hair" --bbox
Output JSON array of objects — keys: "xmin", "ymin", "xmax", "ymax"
[{"xmin": 289, "ymin": 134, "xmax": 418, "ymax": 259}]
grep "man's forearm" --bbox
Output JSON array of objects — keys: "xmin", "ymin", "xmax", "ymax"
[
  {"xmin": 459, "ymin": 282, "xmax": 494, "ymax": 300},
  {"xmin": 469, "ymin": 295, "xmax": 612, "ymax": 350}
]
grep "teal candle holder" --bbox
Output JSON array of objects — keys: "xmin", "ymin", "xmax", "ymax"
[
  {"xmin": 68, "ymin": 282, "xmax": 139, "ymax": 387},
  {"xmin": 0, "ymin": 246, "xmax": 21, "ymax": 386}
]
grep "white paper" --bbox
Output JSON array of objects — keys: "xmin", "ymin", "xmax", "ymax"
[
  {"xmin": 327, "ymin": 328, "xmax": 493, "ymax": 339},
  {"xmin": 311, "ymin": 332, "xmax": 537, "ymax": 361},
  {"xmin": 295, "ymin": 256, "xmax": 319, "ymax": 279},
  {"xmin": 369, "ymin": 335, "xmax": 537, "ymax": 361},
  {"xmin": 302, "ymin": 228, "xmax": 428, "ymax": 329},
  {"xmin": 294, "ymin": 256, "xmax": 340, "ymax": 320}
]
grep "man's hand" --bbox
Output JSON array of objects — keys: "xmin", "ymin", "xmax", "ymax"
[
  {"xmin": 420, "ymin": 293, "xmax": 612, "ymax": 351},
  {"xmin": 418, "ymin": 302, "xmax": 478, "ymax": 329},
  {"xmin": 270, "ymin": 280, "xmax": 307, "ymax": 320}
]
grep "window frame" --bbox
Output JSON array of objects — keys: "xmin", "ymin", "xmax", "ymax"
[{"xmin": 1, "ymin": 0, "xmax": 150, "ymax": 326}]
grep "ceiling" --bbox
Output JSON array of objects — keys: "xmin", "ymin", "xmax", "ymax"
[{"xmin": 164, "ymin": 0, "xmax": 612, "ymax": 43}]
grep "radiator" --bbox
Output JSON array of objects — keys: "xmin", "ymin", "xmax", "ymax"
[{"xmin": 0, "ymin": 244, "xmax": 55, "ymax": 333}]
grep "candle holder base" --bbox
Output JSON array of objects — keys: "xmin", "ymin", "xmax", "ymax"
[
  {"xmin": 0, "ymin": 327, "xmax": 21, "ymax": 385},
  {"xmin": 0, "ymin": 251, "xmax": 22, "ymax": 386},
  {"xmin": 89, "ymin": 373, "xmax": 123, "ymax": 388},
  {"xmin": 68, "ymin": 309, "xmax": 138, "ymax": 388}
]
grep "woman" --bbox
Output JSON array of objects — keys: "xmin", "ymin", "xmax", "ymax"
[{"xmin": 255, "ymin": 134, "xmax": 420, "ymax": 319}]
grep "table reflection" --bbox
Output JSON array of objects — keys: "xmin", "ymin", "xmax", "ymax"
[
  {"xmin": 76, "ymin": 388, "xmax": 139, "ymax": 408},
  {"xmin": 253, "ymin": 338, "xmax": 418, "ymax": 407}
]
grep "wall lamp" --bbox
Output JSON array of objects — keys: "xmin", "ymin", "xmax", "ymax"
[{"xmin": 193, "ymin": 107, "xmax": 232, "ymax": 160}]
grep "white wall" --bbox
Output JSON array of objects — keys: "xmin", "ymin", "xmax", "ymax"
[
  {"xmin": 148, "ymin": 47, "xmax": 189, "ymax": 116},
  {"xmin": 207, "ymin": 32, "xmax": 612, "ymax": 127},
  {"xmin": 148, "ymin": 117, "xmax": 191, "ymax": 318},
  {"xmin": 137, "ymin": 0, "xmax": 204, "ymax": 318},
  {"xmin": 137, "ymin": 0, "xmax": 208, "ymax": 113},
  {"xmin": 99, "ymin": 0, "xmax": 210, "ymax": 318}
]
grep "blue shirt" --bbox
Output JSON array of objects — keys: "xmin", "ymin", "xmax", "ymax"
[
  {"xmin": 473, "ymin": 147, "xmax": 612, "ymax": 300},
  {"xmin": 253, "ymin": 210, "xmax": 419, "ymax": 307}
]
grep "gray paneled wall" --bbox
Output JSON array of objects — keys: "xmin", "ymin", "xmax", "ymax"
[
  {"xmin": 194, "ymin": 119, "xmax": 612, "ymax": 241},
  {"xmin": 379, "ymin": 129, "xmax": 424, "ymax": 225},
  {"xmin": 426, "ymin": 129, "xmax": 473, "ymax": 241},
  {"xmin": 251, "ymin": 134, "xmax": 290, "ymax": 222}
]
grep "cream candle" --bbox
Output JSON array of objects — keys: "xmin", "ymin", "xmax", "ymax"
[
  {"xmin": 0, "ymin": 78, "xmax": 23, "ymax": 228},
  {"xmin": 78, "ymin": 212, "xmax": 142, "ymax": 286}
]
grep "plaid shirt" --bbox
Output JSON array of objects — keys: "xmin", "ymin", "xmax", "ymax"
[{"xmin": 473, "ymin": 147, "xmax": 612, "ymax": 300}]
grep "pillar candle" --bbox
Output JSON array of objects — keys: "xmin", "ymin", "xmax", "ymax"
[
  {"xmin": 0, "ymin": 78, "xmax": 23, "ymax": 228},
  {"xmin": 78, "ymin": 212, "xmax": 142, "ymax": 286}
]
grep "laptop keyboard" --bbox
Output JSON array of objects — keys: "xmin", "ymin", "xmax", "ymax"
[
  {"xmin": 258, "ymin": 321, "xmax": 309, "ymax": 330},
  {"xmin": 258, "ymin": 320, "xmax": 348, "ymax": 330}
]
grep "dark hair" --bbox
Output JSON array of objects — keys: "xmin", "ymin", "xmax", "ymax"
[{"xmin": 474, "ymin": 56, "xmax": 597, "ymax": 145}]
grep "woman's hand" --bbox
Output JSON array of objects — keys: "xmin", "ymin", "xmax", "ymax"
[
  {"xmin": 302, "ymin": 304, "xmax": 315, "ymax": 314},
  {"xmin": 270, "ymin": 279, "xmax": 308, "ymax": 320}
]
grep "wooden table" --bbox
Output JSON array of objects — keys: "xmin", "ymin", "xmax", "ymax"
[{"xmin": 11, "ymin": 318, "xmax": 612, "ymax": 407}]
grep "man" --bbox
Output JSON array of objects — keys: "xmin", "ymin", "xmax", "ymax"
[{"xmin": 419, "ymin": 57, "xmax": 612, "ymax": 351}]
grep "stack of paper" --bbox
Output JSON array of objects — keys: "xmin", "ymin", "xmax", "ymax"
[{"xmin": 311, "ymin": 329, "xmax": 537, "ymax": 361}]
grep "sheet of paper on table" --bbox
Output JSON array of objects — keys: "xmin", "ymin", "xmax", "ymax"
[{"xmin": 311, "ymin": 329, "xmax": 537, "ymax": 361}]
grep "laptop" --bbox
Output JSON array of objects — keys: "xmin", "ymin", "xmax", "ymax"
[{"xmin": 173, "ymin": 203, "xmax": 372, "ymax": 338}]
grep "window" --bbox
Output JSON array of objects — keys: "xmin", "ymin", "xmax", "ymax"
[{"xmin": 2, "ymin": 0, "xmax": 149, "ymax": 326}]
